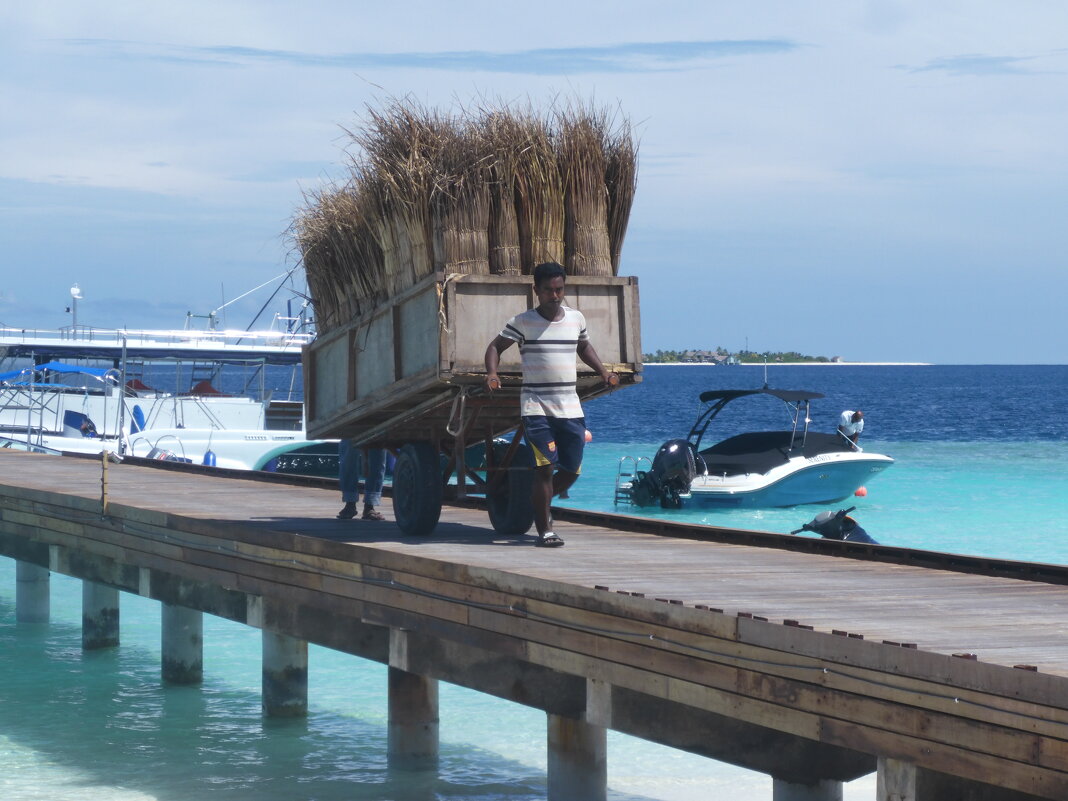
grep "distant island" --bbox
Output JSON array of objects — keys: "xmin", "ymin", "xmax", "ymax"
[{"xmin": 643, "ymin": 348, "xmax": 839, "ymax": 365}]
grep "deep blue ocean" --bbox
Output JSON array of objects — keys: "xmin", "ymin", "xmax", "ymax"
[{"xmin": 2, "ymin": 364, "xmax": 1066, "ymax": 801}]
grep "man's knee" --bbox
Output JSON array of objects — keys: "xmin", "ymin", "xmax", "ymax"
[{"xmin": 533, "ymin": 464, "xmax": 555, "ymax": 490}]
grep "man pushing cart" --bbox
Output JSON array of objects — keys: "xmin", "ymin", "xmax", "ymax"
[{"xmin": 485, "ymin": 262, "xmax": 619, "ymax": 547}]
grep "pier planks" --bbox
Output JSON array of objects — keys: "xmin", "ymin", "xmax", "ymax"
[{"xmin": 2, "ymin": 450, "xmax": 1068, "ymax": 796}]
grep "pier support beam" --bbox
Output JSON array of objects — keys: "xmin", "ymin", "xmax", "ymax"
[
  {"xmin": 878, "ymin": 757, "xmax": 915, "ymax": 801},
  {"xmin": 773, "ymin": 777, "xmax": 843, "ymax": 801},
  {"xmin": 877, "ymin": 757, "xmax": 1047, "ymax": 801},
  {"xmin": 262, "ymin": 630, "xmax": 308, "ymax": 717},
  {"xmin": 387, "ymin": 666, "xmax": 439, "ymax": 769},
  {"xmin": 15, "ymin": 560, "xmax": 49, "ymax": 623},
  {"xmin": 161, "ymin": 603, "xmax": 202, "ymax": 684},
  {"xmin": 547, "ymin": 713, "xmax": 607, "ymax": 801},
  {"xmin": 82, "ymin": 581, "xmax": 119, "ymax": 649}
]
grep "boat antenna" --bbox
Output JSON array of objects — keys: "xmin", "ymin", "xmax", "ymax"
[
  {"xmin": 208, "ymin": 271, "xmax": 293, "ymax": 329},
  {"xmin": 242, "ymin": 265, "xmax": 302, "ymax": 334}
]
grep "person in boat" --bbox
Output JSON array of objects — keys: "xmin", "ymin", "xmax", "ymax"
[
  {"xmin": 484, "ymin": 262, "xmax": 618, "ymax": 548},
  {"xmin": 837, "ymin": 410, "xmax": 864, "ymax": 447},
  {"xmin": 336, "ymin": 440, "xmax": 387, "ymax": 521}
]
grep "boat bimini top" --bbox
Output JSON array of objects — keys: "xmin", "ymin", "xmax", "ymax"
[
  {"xmin": 687, "ymin": 387, "xmax": 826, "ymax": 452},
  {"xmin": 0, "ymin": 362, "xmax": 118, "ymax": 390}
]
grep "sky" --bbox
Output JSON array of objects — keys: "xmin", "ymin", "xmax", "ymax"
[{"xmin": 2, "ymin": 1, "xmax": 1067, "ymax": 364}]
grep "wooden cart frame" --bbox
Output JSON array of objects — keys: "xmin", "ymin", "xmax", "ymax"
[{"xmin": 304, "ymin": 273, "xmax": 642, "ymax": 536}]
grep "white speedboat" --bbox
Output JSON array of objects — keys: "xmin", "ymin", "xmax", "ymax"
[
  {"xmin": 616, "ymin": 387, "xmax": 893, "ymax": 509},
  {"xmin": 0, "ymin": 325, "xmax": 333, "ymax": 472}
]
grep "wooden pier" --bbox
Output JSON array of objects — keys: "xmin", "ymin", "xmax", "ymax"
[{"xmin": 2, "ymin": 449, "xmax": 1066, "ymax": 800}]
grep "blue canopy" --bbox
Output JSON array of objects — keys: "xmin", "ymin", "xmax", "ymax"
[
  {"xmin": 0, "ymin": 362, "xmax": 112, "ymax": 384},
  {"xmin": 0, "ymin": 367, "xmax": 34, "ymax": 383},
  {"xmin": 36, "ymin": 361, "xmax": 113, "ymax": 378}
]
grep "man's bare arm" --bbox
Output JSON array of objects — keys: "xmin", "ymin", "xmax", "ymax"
[
  {"xmin": 577, "ymin": 339, "xmax": 619, "ymax": 387},
  {"xmin": 484, "ymin": 335, "xmax": 515, "ymax": 391}
]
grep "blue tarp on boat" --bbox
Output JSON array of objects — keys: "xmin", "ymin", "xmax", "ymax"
[
  {"xmin": 36, "ymin": 362, "xmax": 112, "ymax": 378},
  {"xmin": 0, "ymin": 362, "xmax": 112, "ymax": 384}
]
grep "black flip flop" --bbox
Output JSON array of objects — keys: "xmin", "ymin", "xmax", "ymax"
[{"xmin": 536, "ymin": 534, "xmax": 565, "ymax": 547}]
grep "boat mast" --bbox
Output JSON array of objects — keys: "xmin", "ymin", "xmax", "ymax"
[
  {"xmin": 118, "ymin": 335, "xmax": 127, "ymax": 455},
  {"xmin": 26, "ymin": 354, "xmax": 34, "ymax": 446}
]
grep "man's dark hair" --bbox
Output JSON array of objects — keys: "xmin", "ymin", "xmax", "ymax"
[{"xmin": 533, "ymin": 262, "xmax": 566, "ymax": 288}]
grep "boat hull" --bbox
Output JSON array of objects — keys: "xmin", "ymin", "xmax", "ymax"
[
  {"xmin": 685, "ymin": 453, "xmax": 893, "ymax": 508},
  {"xmin": 24, "ymin": 429, "xmax": 332, "ymax": 472}
]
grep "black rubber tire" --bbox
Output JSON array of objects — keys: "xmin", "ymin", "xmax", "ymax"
[
  {"xmin": 486, "ymin": 442, "xmax": 535, "ymax": 536},
  {"xmin": 392, "ymin": 442, "xmax": 443, "ymax": 536}
]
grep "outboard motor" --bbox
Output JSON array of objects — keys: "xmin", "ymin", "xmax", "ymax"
[
  {"xmin": 631, "ymin": 439, "xmax": 703, "ymax": 509},
  {"xmin": 791, "ymin": 506, "xmax": 877, "ymax": 544}
]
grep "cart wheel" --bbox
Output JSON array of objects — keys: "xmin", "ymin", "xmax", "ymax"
[
  {"xmin": 393, "ymin": 442, "xmax": 443, "ymax": 536},
  {"xmin": 486, "ymin": 442, "xmax": 535, "ymax": 536}
]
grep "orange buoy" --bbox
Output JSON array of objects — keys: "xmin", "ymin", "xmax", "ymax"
[{"xmin": 854, "ymin": 486, "xmax": 868, "ymax": 497}]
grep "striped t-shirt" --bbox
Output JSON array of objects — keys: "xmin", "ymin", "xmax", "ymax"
[{"xmin": 500, "ymin": 306, "xmax": 588, "ymax": 418}]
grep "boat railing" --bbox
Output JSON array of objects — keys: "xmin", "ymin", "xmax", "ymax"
[
  {"xmin": 0, "ymin": 325, "xmax": 315, "ymax": 350},
  {"xmin": 614, "ymin": 455, "xmax": 652, "ymax": 505},
  {"xmin": 0, "ymin": 364, "xmax": 129, "ymax": 444}
]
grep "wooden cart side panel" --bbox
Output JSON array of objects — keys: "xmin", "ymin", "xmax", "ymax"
[
  {"xmin": 567, "ymin": 282, "xmax": 625, "ymax": 365},
  {"xmin": 305, "ymin": 273, "xmax": 642, "ymax": 439},
  {"xmin": 449, "ymin": 279, "xmax": 532, "ymax": 374},
  {"xmin": 308, "ymin": 332, "xmax": 349, "ymax": 423},
  {"xmin": 623, "ymin": 279, "xmax": 642, "ymax": 371},
  {"xmin": 354, "ymin": 309, "xmax": 396, "ymax": 399},
  {"xmin": 313, "ymin": 369, "xmax": 445, "ymax": 442},
  {"xmin": 397, "ymin": 285, "xmax": 440, "ymax": 380},
  {"xmin": 445, "ymin": 275, "xmax": 642, "ymax": 374}
]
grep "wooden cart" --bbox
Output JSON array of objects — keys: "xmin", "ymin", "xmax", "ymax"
[{"xmin": 304, "ymin": 272, "xmax": 642, "ymax": 536}]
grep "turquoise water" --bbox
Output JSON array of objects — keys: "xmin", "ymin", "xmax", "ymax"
[
  {"xmin": 0, "ymin": 565, "xmax": 765, "ymax": 801},
  {"xmin": 2, "ymin": 365, "xmax": 1066, "ymax": 800},
  {"xmin": 565, "ymin": 439, "xmax": 1068, "ymax": 564}
]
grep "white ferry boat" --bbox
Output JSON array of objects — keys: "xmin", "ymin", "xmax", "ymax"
[{"xmin": 0, "ymin": 322, "xmax": 332, "ymax": 472}]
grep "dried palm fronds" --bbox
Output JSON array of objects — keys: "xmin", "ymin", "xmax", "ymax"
[
  {"xmin": 605, "ymin": 118, "xmax": 638, "ymax": 275},
  {"xmin": 293, "ymin": 182, "xmax": 383, "ymax": 334},
  {"xmin": 512, "ymin": 110, "xmax": 565, "ymax": 272},
  {"xmin": 557, "ymin": 105, "xmax": 612, "ymax": 276},
  {"xmin": 478, "ymin": 110, "xmax": 524, "ymax": 274},
  {"xmin": 432, "ymin": 119, "xmax": 490, "ymax": 274},
  {"xmin": 350, "ymin": 100, "xmax": 441, "ymax": 288},
  {"xmin": 292, "ymin": 96, "xmax": 638, "ymax": 329}
]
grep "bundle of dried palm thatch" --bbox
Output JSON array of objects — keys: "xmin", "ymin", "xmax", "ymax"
[
  {"xmin": 557, "ymin": 105, "xmax": 613, "ymax": 277},
  {"xmin": 512, "ymin": 110, "xmax": 566, "ymax": 271},
  {"xmin": 293, "ymin": 183, "xmax": 383, "ymax": 333},
  {"xmin": 432, "ymin": 119, "xmax": 490, "ymax": 274},
  {"xmin": 605, "ymin": 120, "xmax": 638, "ymax": 275},
  {"xmin": 294, "ymin": 97, "xmax": 637, "ymax": 335},
  {"xmin": 351, "ymin": 101, "xmax": 441, "ymax": 291},
  {"xmin": 478, "ymin": 111, "xmax": 524, "ymax": 275}
]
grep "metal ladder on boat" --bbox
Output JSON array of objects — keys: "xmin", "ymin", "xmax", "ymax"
[
  {"xmin": 189, "ymin": 361, "xmax": 221, "ymax": 392},
  {"xmin": 123, "ymin": 359, "xmax": 146, "ymax": 389},
  {"xmin": 614, "ymin": 455, "xmax": 651, "ymax": 506}
]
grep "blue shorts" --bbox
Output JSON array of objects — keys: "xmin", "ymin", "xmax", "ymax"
[{"xmin": 522, "ymin": 415, "xmax": 586, "ymax": 474}]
